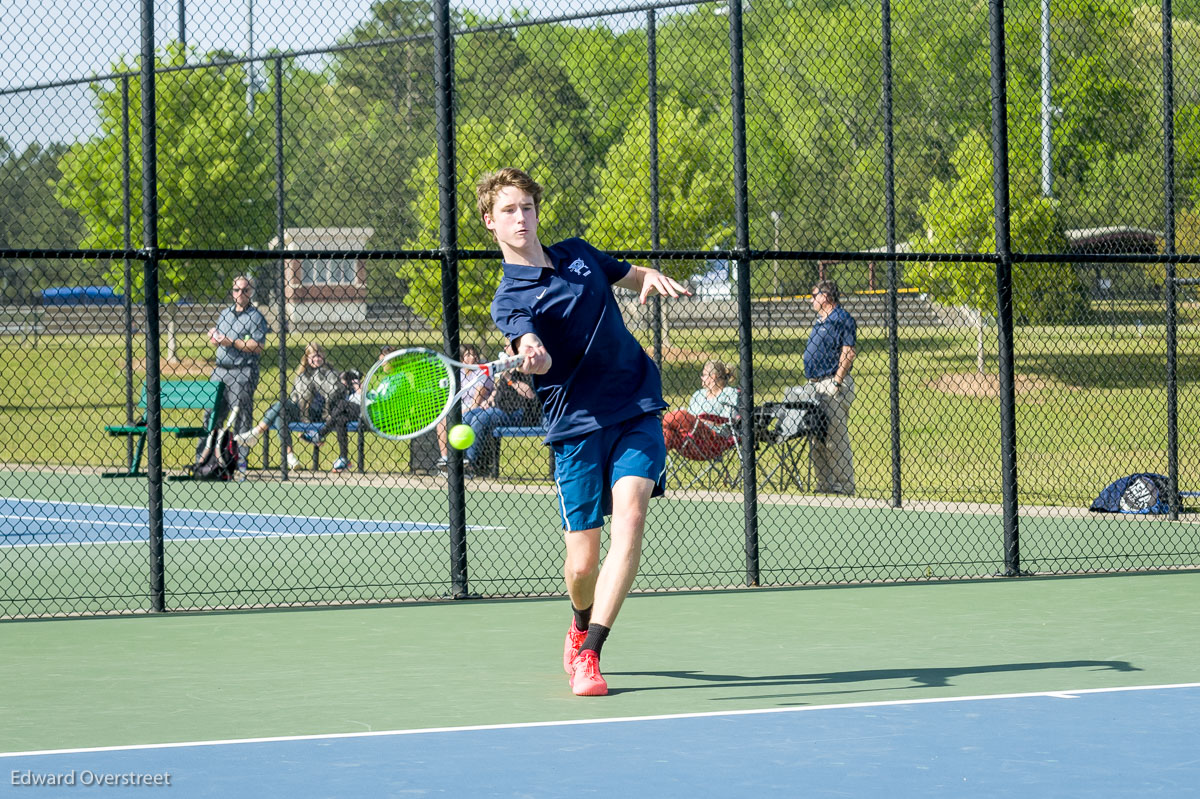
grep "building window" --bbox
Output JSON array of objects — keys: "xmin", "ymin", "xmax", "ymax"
[{"xmin": 301, "ymin": 259, "xmax": 357, "ymax": 286}]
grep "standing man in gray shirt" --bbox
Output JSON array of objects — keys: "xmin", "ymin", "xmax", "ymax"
[{"xmin": 207, "ymin": 276, "xmax": 269, "ymax": 462}]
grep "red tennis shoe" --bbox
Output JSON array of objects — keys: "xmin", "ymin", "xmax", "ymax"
[
  {"xmin": 563, "ymin": 621, "xmax": 587, "ymax": 674},
  {"xmin": 568, "ymin": 649, "xmax": 608, "ymax": 696}
]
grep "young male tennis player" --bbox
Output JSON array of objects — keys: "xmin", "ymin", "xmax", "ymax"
[{"xmin": 479, "ymin": 167, "xmax": 691, "ymax": 696}]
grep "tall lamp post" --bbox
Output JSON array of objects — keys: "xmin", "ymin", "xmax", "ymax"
[
  {"xmin": 770, "ymin": 210, "xmax": 781, "ymax": 296},
  {"xmin": 247, "ymin": 0, "xmax": 263, "ymax": 112},
  {"xmin": 1040, "ymin": 0, "xmax": 1054, "ymax": 197}
]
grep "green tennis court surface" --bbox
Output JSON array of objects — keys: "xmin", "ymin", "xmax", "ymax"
[
  {"xmin": 2, "ymin": 570, "xmax": 1196, "ymax": 754},
  {"xmin": 3, "ymin": 469, "xmax": 1198, "ymax": 617}
]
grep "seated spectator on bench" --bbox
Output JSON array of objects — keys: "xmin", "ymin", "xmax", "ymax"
[
  {"xmin": 662, "ymin": 359, "xmax": 739, "ymax": 460},
  {"xmin": 435, "ymin": 344, "xmax": 493, "ymax": 469},
  {"xmin": 463, "ymin": 361, "xmax": 540, "ymax": 476},
  {"xmin": 234, "ymin": 341, "xmax": 340, "ymax": 469},
  {"xmin": 306, "ymin": 368, "xmax": 362, "ymax": 473},
  {"xmin": 306, "ymin": 344, "xmax": 399, "ymax": 472}
]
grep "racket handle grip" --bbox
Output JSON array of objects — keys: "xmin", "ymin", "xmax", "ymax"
[{"xmin": 490, "ymin": 354, "xmax": 526, "ymax": 374}]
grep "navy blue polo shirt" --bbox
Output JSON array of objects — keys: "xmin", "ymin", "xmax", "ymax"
[
  {"xmin": 803, "ymin": 305, "xmax": 857, "ymax": 380},
  {"xmin": 490, "ymin": 237, "xmax": 666, "ymax": 443}
]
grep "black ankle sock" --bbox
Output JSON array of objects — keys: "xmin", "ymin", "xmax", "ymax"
[
  {"xmin": 572, "ymin": 604, "xmax": 592, "ymax": 632},
  {"xmin": 580, "ymin": 623, "xmax": 610, "ymax": 658}
]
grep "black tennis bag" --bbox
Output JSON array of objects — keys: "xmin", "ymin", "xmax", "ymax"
[
  {"xmin": 1089, "ymin": 473, "xmax": 1171, "ymax": 514},
  {"xmin": 192, "ymin": 427, "xmax": 239, "ymax": 481}
]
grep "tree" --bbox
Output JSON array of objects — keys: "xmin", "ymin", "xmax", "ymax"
[
  {"xmin": 583, "ymin": 95, "xmax": 733, "ymax": 273},
  {"xmin": 331, "ymin": 0, "xmax": 437, "ymax": 128},
  {"xmin": 908, "ymin": 131, "xmax": 1084, "ymax": 372},
  {"xmin": 454, "ymin": 19, "xmax": 595, "ymax": 231},
  {"xmin": 53, "ymin": 46, "xmax": 274, "ymax": 301},
  {"xmin": 402, "ymin": 115, "xmax": 572, "ymax": 340},
  {"xmin": 0, "ymin": 139, "xmax": 91, "ymax": 301},
  {"xmin": 398, "ymin": 18, "xmax": 596, "ymax": 338},
  {"xmin": 279, "ymin": 63, "xmax": 423, "ymax": 300},
  {"xmin": 1153, "ymin": 208, "xmax": 1200, "ymax": 299}
]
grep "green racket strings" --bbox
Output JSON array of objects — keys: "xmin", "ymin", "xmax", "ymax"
[{"xmin": 364, "ymin": 351, "xmax": 452, "ymax": 437}]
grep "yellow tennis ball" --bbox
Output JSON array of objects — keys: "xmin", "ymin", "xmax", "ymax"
[{"xmin": 448, "ymin": 424, "xmax": 475, "ymax": 450}]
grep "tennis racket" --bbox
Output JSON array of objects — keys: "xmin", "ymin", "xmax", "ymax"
[{"xmin": 359, "ymin": 347, "xmax": 525, "ymax": 440}]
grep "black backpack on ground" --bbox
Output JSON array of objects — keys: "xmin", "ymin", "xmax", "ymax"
[{"xmin": 192, "ymin": 427, "xmax": 239, "ymax": 480}]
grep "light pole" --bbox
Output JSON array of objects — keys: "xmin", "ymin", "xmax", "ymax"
[
  {"xmin": 247, "ymin": 0, "xmax": 262, "ymax": 112},
  {"xmin": 1040, "ymin": 0, "xmax": 1054, "ymax": 197},
  {"xmin": 770, "ymin": 210, "xmax": 781, "ymax": 296}
]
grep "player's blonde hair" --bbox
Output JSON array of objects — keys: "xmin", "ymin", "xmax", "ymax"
[{"xmin": 475, "ymin": 168, "xmax": 543, "ymax": 231}]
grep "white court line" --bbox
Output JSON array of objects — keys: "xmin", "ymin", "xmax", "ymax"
[
  {"xmin": 0, "ymin": 496, "xmax": 484, "ymax": 529},
  {"xmin": 3, "ymin": 514, "xmax": 442, "ymax": 532},
  {"xmin": 1, "ymin": 524, "xmax": 504, "ymax": 548},
  {"xmin": 0, "ymin": 498, "xmax": 505, "ymax": 548},
  {"xmin": 3, "ymin": 682, "xmax": 1197, "ymax": 759},
  {"xmin": 1, "ymin": 529, "xmax": 468, "ymax": 548}
]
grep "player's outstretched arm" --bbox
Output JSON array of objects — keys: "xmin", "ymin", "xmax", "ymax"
[{"xmin": 616, "ymin": 265, "xmax": 693, "ymax": 305}]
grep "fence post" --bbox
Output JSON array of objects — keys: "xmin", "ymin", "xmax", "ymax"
[
  {"xmin": 728, "ymin": 0, "xmax": 758, "ymax": 586},
  {"xmin": 122, "ymin": 76, "xmax": 135, "ymax": 470},
  {"xmin": 881, "ymin": 0, "xmax": 902, "ymax": 509},
  {"xmin": 647, "ymin": 10, "xmax": 663, "ymax": 370},
  {"xmin": 988, "ymin": 0, "xmax": 1021, "ymax": 576},
  {"xmin": 1162, "ymin": 0, "xmax": 1180, "ymax": 520},
  {"xmin": 434, "ymin": 0, "xmax": 468, "ymax": 599},
  {"xmin": 140, "ymin": 0, "xmax": 166, "ymax": 611},
  {"xmin": 275, "ymin": 56, "xmax": 290, "ymax": 481}
]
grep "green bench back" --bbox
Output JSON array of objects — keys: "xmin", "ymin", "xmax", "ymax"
[{"xmin": 136, "ymin": 380, "xmax": 224, "ymax": 411}]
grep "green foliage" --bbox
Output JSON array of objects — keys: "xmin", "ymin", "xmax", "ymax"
[
  {"xmin": 0, "ymin": 139, "xmax": 96, "ymax": 300},
  {"xmin": 583, "ymin": 96, "xmax": 733, "ymax": 280},
  {"xmin": 331, "ymin": 0, "xmax": 436, "ymax": 123},
  {"xmin": 396, "ymin": 20, "xmax": 598, "ymax": 337},
  {"xmin": 402, "ymin": 115, "xmax": 572, "ymax": 339},
  {"xmin": 908, "ymin": 130, "xmax": 1087, "ymax": 324},
  {"xmin": 455, "ymin": 23, "xmax": 595, "ymax": 229},
  {"xmin": 53, "ymin": 45, "xmax": 273, "ymax": 301},
  {"xmin": 1148, "ymin": 208, "xmax": 1200, "ymax": 299},
  {"xmin": 516, "ymin": 23, "xmax": 646, "ymax": 163},
  {"xmin": 27, "ymin": 0, "xmax": 1200, "ymax": 320}
]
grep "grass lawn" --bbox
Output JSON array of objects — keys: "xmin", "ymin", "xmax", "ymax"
[{"xmin": 1, "ymin": 306, "xmax": 1198, "ymax": 507}]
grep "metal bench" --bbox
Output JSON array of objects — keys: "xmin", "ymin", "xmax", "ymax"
[
  {"xmin": 103, "ymin": 380, "xmax": 224, "ymax": 478},
  {"xmin": 257, "ymin": 420, "xmax": 365, "ymax": 472}
]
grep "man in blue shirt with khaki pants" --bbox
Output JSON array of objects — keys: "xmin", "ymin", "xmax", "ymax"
[
  {"xmin": 803, "ymin": 279, "xmax": 857, "ymax": 496},
  {"xmin": 480, "ymin": 167, "xmax": 690, "ymax": 696}
]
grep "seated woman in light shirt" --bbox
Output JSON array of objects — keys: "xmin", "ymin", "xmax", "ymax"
[{"xmin": 662, "ymin": 359, "xmax": 738, "ymax": 460}]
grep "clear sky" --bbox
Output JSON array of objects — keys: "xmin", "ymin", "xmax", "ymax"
[{"xmin": 1, "ymin": 0, "xmax": 630, "ymax": 152}]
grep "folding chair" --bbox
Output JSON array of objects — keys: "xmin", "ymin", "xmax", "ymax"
[
  {"xmin": 664, "ymin": 411, "xmax": 740, "ymax": 490},
  {"xmin": 750, "ymin": 399, "xmax": 828, "ymax": 492}
]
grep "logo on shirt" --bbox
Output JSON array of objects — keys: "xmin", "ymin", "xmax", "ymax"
[
  {"xmin": 566, "ymin": 258, "xmax": 591, "ymax": 277},
  {"xmin": 535, "ymin": 288, "xmax": 548, "ymax": 300}
]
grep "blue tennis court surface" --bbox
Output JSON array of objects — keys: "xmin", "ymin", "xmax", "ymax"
[
  {"xmin": 3, "ymin": 683, "xmax": 1197, "ymax": 797},
  {"xmin": 0, "ymin": 497, "xmax": 491, "ymax": 546}
]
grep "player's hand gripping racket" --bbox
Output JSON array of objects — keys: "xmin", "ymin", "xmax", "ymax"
[{"xmin": 359, "ymin": 347, "xmax": 525, "ymax": 440}]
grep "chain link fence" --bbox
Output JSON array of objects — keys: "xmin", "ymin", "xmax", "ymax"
[{"xmin": 2, "ymin": 0, "xmax": 1198, "ymax": 617}]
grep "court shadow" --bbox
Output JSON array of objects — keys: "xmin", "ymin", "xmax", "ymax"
[{"xmin": 603, "ymin": 659, "xmax": 1141, "ymax": 699}]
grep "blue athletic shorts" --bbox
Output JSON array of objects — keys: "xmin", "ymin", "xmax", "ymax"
[{"xmin": 551, "ymin": 413, "xmax": 667, "ymax": 531}]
